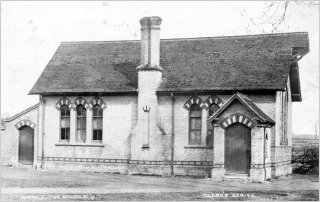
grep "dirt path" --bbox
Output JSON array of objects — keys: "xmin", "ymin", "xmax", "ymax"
[{"xmin": 1, "ymin": 166, "xmax": 319, "ymax": 201}]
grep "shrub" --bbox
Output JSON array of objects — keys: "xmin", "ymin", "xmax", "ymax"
[{"xmin": 292, "ymin": 145, "xmax": 319, "ymax": 175}]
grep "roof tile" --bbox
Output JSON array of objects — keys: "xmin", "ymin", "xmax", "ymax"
[{"xmin": 29, "ymin": 32, "xmax": 309, "ymax": 94}]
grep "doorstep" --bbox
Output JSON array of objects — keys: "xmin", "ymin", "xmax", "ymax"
[
  {"xmin": 223, "ymin": 173, "xmax": 250, "ymax": 182},
  {"xmin": 16, "ymin": 163, "xmax": 34, "ymax": 169}
]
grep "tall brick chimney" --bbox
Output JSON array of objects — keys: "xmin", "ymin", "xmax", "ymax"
[
  {"xmin": 138, "ymin": 16, "xmax": 163, "ymax": 70},
  {"xmin": 131, "ymin": 16, "xmax": 163, "ymax": 152}
]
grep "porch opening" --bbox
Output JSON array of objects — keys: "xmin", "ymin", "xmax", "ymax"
[{"xmin": 225, "ymin": 123, "xmax": 251, "ymax": 174}]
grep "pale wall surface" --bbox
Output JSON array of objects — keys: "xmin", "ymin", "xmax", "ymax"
[
  {"xmin": 2, "ymin": 92, "xmax": 293, "ymax": 179},
  {"xmin": 41, "ymin": 95, "xmax": 137, "ymax": 160},
  {"xmin": 41, "ymin": 93, "xmax": 276, "ymax": 161},
  {"xmin": 1, "ymin": 106, "xmax": 38, "ymax": 166},
  {"xmin": 159, "ymin": 94, "xmax": 276, "ymax": 162}
]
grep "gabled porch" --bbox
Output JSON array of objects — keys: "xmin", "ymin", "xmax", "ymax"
[{"xmin": 208, "ymin": 93, "xmax": 275, "ymax": 182}]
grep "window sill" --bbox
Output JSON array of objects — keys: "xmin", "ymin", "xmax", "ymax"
[
  {"xmin": 55, "ymin": 143, "xmax": 105, "ymax": 147},
  {"xmin": 184, "ymin": 145, "xmax": 213, "ymax": 149}
]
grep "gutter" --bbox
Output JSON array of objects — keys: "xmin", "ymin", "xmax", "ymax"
[
  {"xmin": 30, "ymin": 89, "xmax": 285, "ymax": 96},
  {"xmin": 170, "ymin": 93, "xmax": 175, "ymax": 176},
  {"xmin": 36, "ymin": 99, "xmax": 40, "ymax": 168},
  {"xmin": 156, "ymin": 89, "xmax": 283, "ymax": 96},
  {"xmin": 29, "ymin": 91, "xmax": 138, "ymax": 96}
]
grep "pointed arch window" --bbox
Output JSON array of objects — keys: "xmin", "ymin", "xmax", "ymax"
[
  {"xmin": 76, "ymin": 105, "xmax": 86, "ymax": 143},
  {"xmin": 207, "ymin": 103, "xmax": 219, "ymax": 148},
  {"xmin": 60, "ymin": 105, "xmax": 70, "ymax": 142},
  {"xmin": 189, "ymin": 104, "xmax": 202, "ymax": 145},
  {"xmin": 92, "ymin": 104, "xmax": 103, "ymax": 142}
]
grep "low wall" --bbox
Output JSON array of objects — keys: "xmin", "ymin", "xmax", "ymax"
[{"xmin": 38, "ymin": 156, "xmax": 214, "ymax": 177}]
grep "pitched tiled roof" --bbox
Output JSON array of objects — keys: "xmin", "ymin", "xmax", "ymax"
[
  {"xmin": 29, "ymin": 32, "xmax": 309, "ymax": 98},
  {"xmin": 208, "ymin": 93, "xmax": 275, "ymax": 125}
]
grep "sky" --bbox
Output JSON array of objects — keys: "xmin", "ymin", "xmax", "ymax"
[{"xmin": 1, "ymin": 1, "xmax": 319, "ymax": 135}]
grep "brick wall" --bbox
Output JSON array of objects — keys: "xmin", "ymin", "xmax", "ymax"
[
  {"xmin": 41, "ymin": 95, "xmax": 137, "ymax": 162},
  {"xmin": 1, "ymin": 106, "xmax": 38, "ymax": 166},
  {"xmin": 270, "ymin": 77, "xmax": 293, "ymax": 177},
  {"xmin": 158, "ymin": 94, "xmax": 276, "ymax": 178},
  {"xmin": 2, "ymin": 92, "xmax": 284, "ymax": 179}
]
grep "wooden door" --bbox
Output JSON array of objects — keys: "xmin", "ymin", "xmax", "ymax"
[
  {"xmin": 225, "ymin": 123, "xmax": 251, "ymax": 174},
  {"xmin": 19, "ymin": 126, "xmax": 34, "ymax": 165}
]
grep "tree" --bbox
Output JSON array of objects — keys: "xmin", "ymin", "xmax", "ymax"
[{"xmin": 245, "ymin": 1, "xmax": 319, "ymax": 33}]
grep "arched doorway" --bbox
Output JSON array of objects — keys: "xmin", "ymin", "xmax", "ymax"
[
  {"xmin": 19, "ymin": 126, "xmax": 34, "ymax": 165},
  {"xmin": 225, "ymin": 123, "xmax": 251, "ymax": 174}
]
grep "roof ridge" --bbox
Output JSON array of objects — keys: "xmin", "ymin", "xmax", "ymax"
[
  {"xmin": 61, "ymin": 39, "xmax": 140, "ymax": 44},
  {"xmin": 60, "ymin": 32, "xmax": 308, "ymax": 45},
  {"xmin": 4, "ymin": 103, "xmax": 39, "ymax": 122}
]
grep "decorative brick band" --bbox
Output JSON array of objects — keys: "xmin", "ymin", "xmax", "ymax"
[
  {"xmin": 203, "ymin": 96, "xmax": 224, "ymax": 109},
  {"xmin": 88, "ymin": 97, "xmax": 107, "ymax": 110},
  {"xmin": 183, "ymin": 96, "xmax": 204, "ymax": 110},
  {"xmin": 15, "ymin": 119, "xmax": 37, "ymax": 130},
  {"xmin": 219, "ymin": 113, "xmax": 256, "ymax": 129},
  {"xmin": 38, "ymin": 157, "xmax": 214, "ymax": 167},
  {"xmin": 73, "ymin": 97, "xmax": 89, "ymax": 109},
  {"xmin": 250, "ymin": 164, "xmax": 264, "ymax": 169},
  {"xmin": 39, "ymin": 157, "xmax": 128, "ymax": 164},
  {"xmin": 56, "ymin": 97, "xmax": 73, "ymax": 110},
  {"xmin": 130, "ymin": 160, "xmax": 166, "ymax": 165},
  {"xmin": 212, "ymin": 164, "xmax": 224, "ymax": 168},
  {"xmin": 174, "ymin": 161, "xmax": 213, "ymax": 166},
  {"xmin": 250, "ymin": 161, "xmax": 292, "ymax": 169},
  {"xmin": 37, "ymin": 156, "xmax": 292, "ymax": 170},
  {"xmin": 271, "ymin": 160, "xmax": 291, "ymax": 167}
]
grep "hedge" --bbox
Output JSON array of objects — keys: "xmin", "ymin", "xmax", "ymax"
[{"xmin": 292, "ymin": 145, "xmax": 319, "ymax": 175}]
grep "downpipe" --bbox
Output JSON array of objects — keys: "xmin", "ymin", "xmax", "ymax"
[
  {"xmin": 263, "ymin": 126, "xmax": 268, "ymax": 181},
  {"xmin": 40, "ymin": 95, "xmax": 46, "ymax": 169},
  {"xmin": 170, "ymin": 93, "xmax": 175, "ymax": 176}
]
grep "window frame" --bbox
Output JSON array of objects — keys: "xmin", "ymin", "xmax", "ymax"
[
  {"xmin": 92, "ymin": 104, "xmax": 103, "ymax": 143},
  {"xmin": 76, "ymin": 104, "xmax": 87, "ymax": 143},
  {"xmin": 188, "ymin": 104, "xmax": 202, "ymax": 145},
  {"xmin": 207, "ymin": 103, "xmax": 219, "ymax": 148},
  {"xmin": 60, "ymin": 104, "xmax": 70, "ymax": 142}
]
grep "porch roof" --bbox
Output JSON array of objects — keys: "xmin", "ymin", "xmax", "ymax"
[{"xmin": 208, "ymin": 93, "xmax": 275, "ymax": 125}]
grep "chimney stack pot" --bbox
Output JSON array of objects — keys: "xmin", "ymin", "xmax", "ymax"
[
  {"xmin": 138, "ymin": 16, "xmax": 163, "ymax": 70},
  {"xmin": 140, "ymin": 16, "xmax": 162, "ymax": 29}
]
